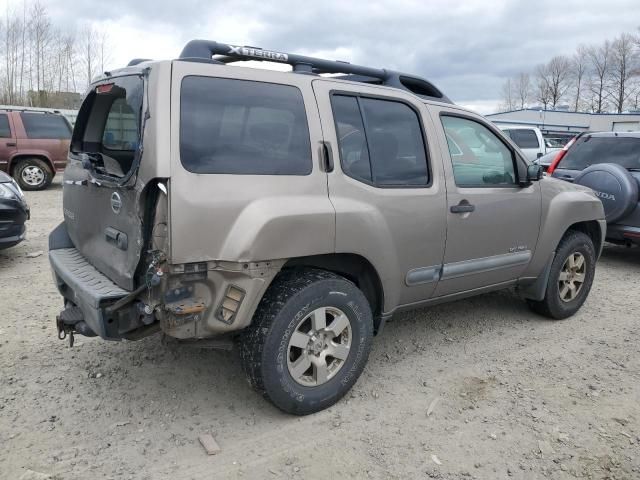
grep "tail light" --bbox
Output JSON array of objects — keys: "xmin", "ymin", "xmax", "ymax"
[
  {"xmin": 95, "ymin": 83, "xmax": 114, "ymax": 94},
  {"xmin": 547, "ymin": 135, "xmax": 579, "ymax": 175}
]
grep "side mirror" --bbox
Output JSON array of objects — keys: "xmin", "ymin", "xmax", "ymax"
[
  {"xmin": 537, "ymin": 152, "xmax": 543, "ymax": 159},
  {"xmin": 526, "ymin": 164, "xmax": 544, "ymax": 182}
]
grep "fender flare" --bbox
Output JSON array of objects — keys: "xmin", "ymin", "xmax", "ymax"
[{"xmin": 8, "ymin": 151, "xmax": 55, "ymax": 174}]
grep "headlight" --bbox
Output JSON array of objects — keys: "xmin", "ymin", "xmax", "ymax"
[{"xmin": 0, "ymin": 183, "xmax": 19, "ymax": 200}]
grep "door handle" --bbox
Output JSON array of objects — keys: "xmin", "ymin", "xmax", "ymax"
[
  {"xmin": 6, "ymin": 142, "xmax": 16, "ymax": 147},
  {"xmin": 320, "ymin": 141, "xmax": 334, "ymax": 173},
  {"xmin": 450, "ymin": 201, "xmax": 475, "ymax": 214}
]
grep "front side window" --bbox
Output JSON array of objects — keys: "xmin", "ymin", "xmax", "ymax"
[
  {"xmin": 442, "ymin": 116, "xmax": 516, "ymax": 187},
  {"xmin": 0, "ymin": 114, "xmax": 10, "ymax": 138},
  {"xmin": 507, "ymin": 129, "xmax": 539, "ymax": 149},
  {"xmin": 21, "ymin": 113, "xmax": 71, "ymax": 139},
  {"xmin": 180, "ymin": 76, "xmax": 312, "ymax": 175},
  {"xmin": 331, "ymin": 94, "xmax": 429, "ymax": 187}
]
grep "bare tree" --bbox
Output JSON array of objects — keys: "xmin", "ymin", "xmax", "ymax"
[
  {"xmin": 534, "ymin": 63, "xmax": 552, "ymax": 108},
  {"xmin": 544, "ymin": 55, "xmax": 572, "ymax": 108},
  {"xmin": 80, "ymin": 25, "xmax": 93, "ymax": 87},
  {"xmin": 30, "ymin": 0, "xmax": 52, "ymax": 106},
  {"xmin": 4, "ymin": 4, "xmax": 22, "ymax": 104},
  {"xmin": 515, "ymin": 72, "xmax": 530, "ymax": 108},
  {"xmin": 629, "ymin": 77, "xmax": 640, "ymax": 111},
  {"xmin": 98, "ymin": 30, "xmax": 110, "ymax": 74},
  {"xmin": 587, "ymin": 40, "xmax": 612, "ymax": 113},
  {"xmin": 570, "ymin": 45, "xmax": 589, "ymax": 111},
  {"xmin": 608, "ymin": 33, "xmax": 640, "ymax": 113},
  {"xmin": 18, "ymin": 0, "xmax": 26, "ymax": 101},
  {"xmin": 500, "ymin": 77, "xmax": 517, "ymax": 111}
]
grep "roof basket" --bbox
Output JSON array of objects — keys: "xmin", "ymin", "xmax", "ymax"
[{"xmin": 178, "ymin": 39, "xmax": 451, "ymax": 103}]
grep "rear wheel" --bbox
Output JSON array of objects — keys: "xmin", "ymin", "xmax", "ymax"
[
  {"xmin": 240, "ymin": 268, "xmax": 373, "ymax": 415},
  {"xmin": 527, "ymin": 230, "xmax": 596, "ymax": 319},
  {"xmin": 13, "ymin": 158, "xmax": 53, "ymax": 191}
]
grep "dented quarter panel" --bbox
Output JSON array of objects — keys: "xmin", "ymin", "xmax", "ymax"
[
  {"xmin": 160, "ymin": 260, "xmax": 285, "ymax": 338},
  {"xmin": 168, "ymin": 61, "xmax": 334, "ymax": 265}
]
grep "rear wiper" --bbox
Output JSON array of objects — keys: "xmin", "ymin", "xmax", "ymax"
[{"xmin": 626, "ymin": 168, "xmax": 640, "ymax": 172}]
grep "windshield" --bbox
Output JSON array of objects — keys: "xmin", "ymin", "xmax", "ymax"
[
  {"xmin": 71, "ymin": 75, "xmax": 144, "ymax": 178},
  {"xmin": 560, "ymin": 136, "xmax": 640, "ymax": 171}
]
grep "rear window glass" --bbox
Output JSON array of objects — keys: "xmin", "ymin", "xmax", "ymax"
[
  {"xmin": 507, "ymin": 129, "xmax": 539, "ymax": 149},
  {"xmin": 180, "ymin": 76, "xmax": 312, "ymax": 175},
  {"xmin": 0, "ymin": 114, "xmax": 10, "ymax": 137},
  {"xmin": 560, "ymin": 136, "xmax": 640, "ymax": 170},
  {"xmin": 103, "ymin": 98, "xmax": 139, "ymax": 150},
  {"xmin": 20, "ymin": 112, "xmax": 71, "ymax": 139}
]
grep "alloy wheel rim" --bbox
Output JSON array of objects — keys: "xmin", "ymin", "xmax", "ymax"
[
  {"xmin": 286, "ymin": 306, "xmax": 352, "ymax": 387},
  {"xmin": 558, "ymin": 252, "xmax": 586, "ymax": 302},
  {"xmin": 21, "ymin": 166, "xmax": 45, "ymax": 186}
]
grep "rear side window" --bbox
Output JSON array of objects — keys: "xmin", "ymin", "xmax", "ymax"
[
  {"xmin": 0, "ymin": 114, "xmax": 10, "ymax": 137},
  {"xmin": 180, "ymin": 76, "xmax": 312, "ymax": 175},
  {"xmin": 331, "ymin": 94, "xmax": 429, "ymax": 187},
  {"xmin": 560, "ymin": 136, "xmax": 640, "ymax": 170},
  {"xmin": 20, "ymin": 113, "xmax": 71, "ymax": 139},
  {"xmin": 507, "ymin": 129, "xmax": 539, "ymax": 149}
]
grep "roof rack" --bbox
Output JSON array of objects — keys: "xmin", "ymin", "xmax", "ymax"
[{"xmin": 178, "ymin": 39, "xmax": 451, "ymax": 103}]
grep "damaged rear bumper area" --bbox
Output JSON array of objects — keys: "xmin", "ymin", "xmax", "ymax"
[
  {"xmin": 48, "ymin": 222, "xmax": 159, "ymax": 343},
  {"xmin": 49, "ymin": 247, "xmax": 156, "ymax": 342},
  {"xmin": 48, "ymin": 221, "xmax": 285, "ymax": 344}
]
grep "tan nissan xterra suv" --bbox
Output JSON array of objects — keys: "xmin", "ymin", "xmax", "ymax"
[{"xmin": 49, "ymin": 40, "xmax": 606, "ymax": 414}]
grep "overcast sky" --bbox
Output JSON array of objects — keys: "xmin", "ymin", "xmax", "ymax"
[{"xmin": 23, "ymin": 0, "xmax": 640, "ymax": 113}]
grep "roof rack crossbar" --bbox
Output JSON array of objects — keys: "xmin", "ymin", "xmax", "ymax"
[{"xmin": 179, "ymin": 39, "xmax": 450, "ymax": 103}]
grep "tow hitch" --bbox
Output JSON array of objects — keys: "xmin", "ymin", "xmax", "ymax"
[{"xmin": 56, "ymin": 306, "xmax": 96, "ymax": 347}]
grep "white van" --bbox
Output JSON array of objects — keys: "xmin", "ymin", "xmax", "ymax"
[{"xmin": 498, "ymin": 125, "xmax": 558, "ymax": 162}]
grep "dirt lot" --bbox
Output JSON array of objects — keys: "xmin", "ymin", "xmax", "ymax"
[{"xmin": 1, "ymin": 178, "xmax": 639, "ymax": 480}]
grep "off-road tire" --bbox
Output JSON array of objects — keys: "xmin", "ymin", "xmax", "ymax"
[
  {"xmin": 13, "ymin": 157, "xmax": 53, "ymax": 191},
  {"xmin": 527, "ymin": 230, "xmax": 596, "ymax": 320},
  {"xmin": 239, "ymin": 268, "xmax": 374, "ymax": 415}
]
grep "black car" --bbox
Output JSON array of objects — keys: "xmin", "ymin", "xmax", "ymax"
[
  {"xmin": 549, "ymin": 132, "xmax": 640, "ymax": 245},
  {"xmin": 0, "ymin": 170, "xmax": 29, "ymax": 249}
]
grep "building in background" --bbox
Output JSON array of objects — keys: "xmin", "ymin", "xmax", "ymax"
[{"xmin": 487, "ymin": 108, "xmax": 640, "ymax": 145}]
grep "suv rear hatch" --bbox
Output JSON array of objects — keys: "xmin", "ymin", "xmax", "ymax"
[{"xmin": 62, "ymin": 74, "xmax": 146, "ymax": 291}]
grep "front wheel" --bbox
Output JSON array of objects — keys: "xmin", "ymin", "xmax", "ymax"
[
  {"xmin": 527, "ymin": 230, "xmax": 596, "ymax": 320},
  {"xmin": 240, "ymin": 268, "xmax": 373, "ymax": 415}
]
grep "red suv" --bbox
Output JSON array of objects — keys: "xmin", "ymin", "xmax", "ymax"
[{"xmin": 0, "ymin": 109, "xmax": 72, "ymax": 190}]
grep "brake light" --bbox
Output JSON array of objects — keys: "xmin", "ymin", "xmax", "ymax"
[
  {"xmin": 96, "ymin": 83, "xmax": 114, "ymax": 94},
  {"xmin": 547, "ymin": 136, "xmax": 578, "ymax": 175}
]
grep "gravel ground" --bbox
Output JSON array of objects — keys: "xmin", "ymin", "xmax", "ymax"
[{"xmin": 1, "ymin": 178, "xmax": 639, "ymax": 480}]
